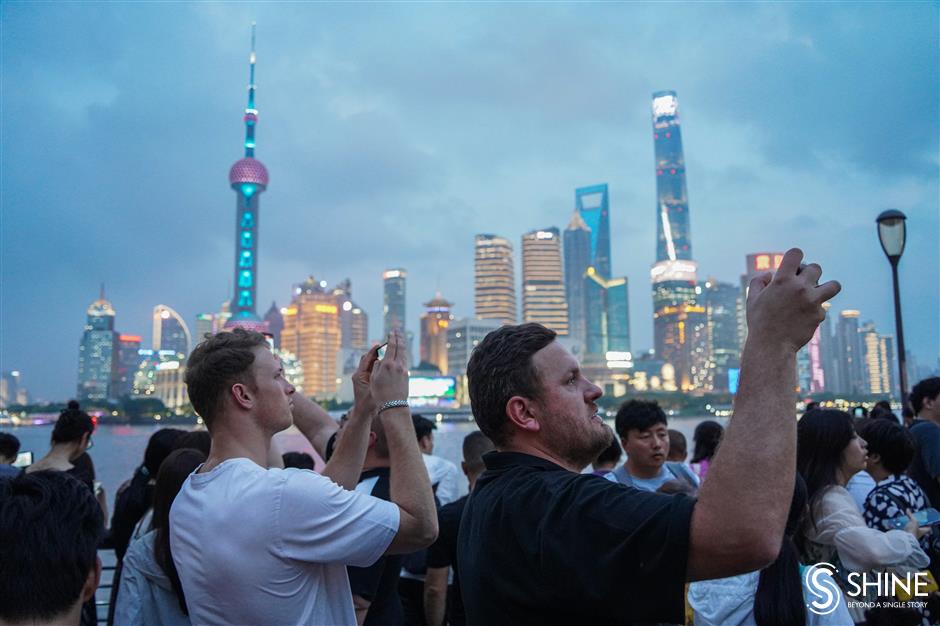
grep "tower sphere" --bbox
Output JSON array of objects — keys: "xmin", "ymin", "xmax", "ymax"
[{"xmin": 229, "ymin": 157, "xmax": 269, "ymax": 188}]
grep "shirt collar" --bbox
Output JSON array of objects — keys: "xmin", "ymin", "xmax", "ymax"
[{"xmin": 482, "ymin": 450, "xmax": 569, "ymax": 473}]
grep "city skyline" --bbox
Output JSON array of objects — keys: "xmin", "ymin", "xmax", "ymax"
[{"xmin": 2, "ymin": 3, "xmax": 938, "ymax": 400}]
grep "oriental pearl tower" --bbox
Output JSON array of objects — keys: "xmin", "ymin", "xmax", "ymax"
[{"xmin": 225, "ymin": 23, "xmax": 270, "ymax": 331}]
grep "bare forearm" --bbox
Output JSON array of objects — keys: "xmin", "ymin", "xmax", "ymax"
[
  {"xmin": 322, "ymin": 409, "xmax": 372, "ymax": 490},
  {"xmin": 689, "ymin": 340, "xmax": 796, "ymax": 578},
  {"xmin": 424, "ymin": 568, "xmax": 448, "ymax": 626},
  {"xmin": 383, "ymin": 407, "xmax": 438, "ymax": 550},
  {"xmin": 292, "ymin": 394, "xmax": 337, "ymax": 458}
]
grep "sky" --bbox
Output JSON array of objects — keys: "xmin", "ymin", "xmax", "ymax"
[{"xmin": 2, "ymin": 2, "xmax": 938, "ymax": 402}]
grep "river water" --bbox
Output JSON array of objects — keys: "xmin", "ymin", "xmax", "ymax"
[{"xmin": 8, "ymin": 415, "xmax": 723, "ymax": 515}]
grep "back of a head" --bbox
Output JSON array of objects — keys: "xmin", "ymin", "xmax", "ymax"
[
  {"xmin": 184, "ymin": 328, "xmax": 269, "ymax": 430},
  {"xmin": 911, "ymin": 377, "xmax": 940, "ymax": 415},
  {"xmin": 691, "ymin": 420, "xmax": 724, "ymax": 464},
  {"xmin": 462, "ymin": 430, "xmax": 496, "ymax": 474},
  {"xmin": 797, "ymin": 409, "xmax": 855, "ymax": 504},
  {"xmin": 52, "ymin": 401, "xmax": 94, "ymax": 444},
  {"xmin": 412, "ymin": 414, "xmax": 436, "ymax": 442},
  {"xmin": 171, "ymin": 430, "xmax": 212, "ymax": 456},
  {"xmin": 152, "ymin": 448, "xmax": 207, "ymax": 617},
  {"xmin": 667, "ymin": 429, "xmax": 687, "ymax": 459},
  {"xmin": 466, "ymin": 323, "xmax": 557, "ymax": 448},
  {"xmin": 594, "ymin": 436, "xmax": 622, "ymax": 468},
  {"xmin": 0, "ymin": 471, "xmax": 102, "ymax": 624},
  {"xmin": 282, "ymin": 451, "xmax": 315, "ymax": 470},
  {"xmin": 144, "ymin": 428, "xmax": 186, "ymax": 476},
  {"xmin": 0, "ymin": 432, "xmax": 21, "ymax": 461},
  {"xmin": 614, "ymin": 399, "xmax": 666, "ymax": 439},
  {"xmin": 858, "ymin": 418, "xmax": 915, "ymax": 476}
]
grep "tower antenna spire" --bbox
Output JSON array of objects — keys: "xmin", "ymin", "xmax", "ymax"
[{"xmin": 244, "ymin": 22, "xmax": 258, "ymax": 157}]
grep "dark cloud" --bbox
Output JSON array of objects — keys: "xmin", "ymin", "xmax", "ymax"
[{"xmin": 2, "ymin": 2, "xmax": 937, "ymax": 399}]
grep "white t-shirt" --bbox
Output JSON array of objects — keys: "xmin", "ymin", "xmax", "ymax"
[
  {"xmin": 170, "ymin": 458, "xmax": 400, "ymax": 626},
  {"xmin": 423, "ymin": 454, "xmax": 461, "ymax": 505}
]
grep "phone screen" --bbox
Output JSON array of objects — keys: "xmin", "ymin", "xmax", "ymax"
[
  {"xmin": 890, "ymin": 508, "xmax": 940, "ymax": 528},
  {"xmin": 377, "ymin": 343, "xmax": 388, "ymax": 360},
  {"xmin": 13, "ymin": 451, "xmax": 33, "ymax": 468}
]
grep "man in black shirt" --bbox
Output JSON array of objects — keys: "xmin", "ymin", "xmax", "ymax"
[
  {"xmin": 457, "ymin": 248, "xmax": 841, "ymax": 625},
  {"xmin": 424, "ymin": 431, "xmax": 495, "ymax": 626}
]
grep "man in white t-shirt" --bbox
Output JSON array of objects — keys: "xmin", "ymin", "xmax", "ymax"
[
  {"xmin": 413, "ymin": 414, "xmax": 461, "ymax": 505},
  {"xmin": 170, "ymin": 329, "xmax": 437, "ymax": 626}
]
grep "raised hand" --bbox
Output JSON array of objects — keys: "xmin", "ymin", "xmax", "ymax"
[
  {"xmin": 746, "ymin": 248, "xmax": 841, "ymax": 353},
  {"xmin": 370, "ymin": 330, "xmax": 410, "ymax": 407},
  {"xmin": 351, "ymin": 343, "xmax": 382, "ymax": 417}
]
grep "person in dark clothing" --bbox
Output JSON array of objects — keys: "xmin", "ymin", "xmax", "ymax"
[
  {"xmin": 0, "ymin": 431, "xmax": 22, "ymax": 478},
  {"xmin": 424, "ymin": 431, "xmax": 495, "ymax": 626},
  {"xmin": 907, "ymin": 377, "xmax": 940, "ymax": 508},
  {"xmin": 282, "ymin": 451, "xmax": 316, "ymax": 470},
  {"xmin": 456, "ymin": 249, "xmax": 841, "ymax": 625},
  {"xmin": 342, "ymin": 411, "xmax": 404, "ymax": 626}
]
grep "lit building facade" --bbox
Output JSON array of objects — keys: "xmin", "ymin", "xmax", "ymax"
[
  {"xmin": 225, "ymin": 25, "xmax": 269, "ymax": 332},
  {"xmin": 649, "ymin": 92, "xmax": 707, "ymax": 389},
  {"xmin": 281, "ymin": 277, "xmax": 343, "ymax": 399},
  {"xmin": 474, "ymin": 234, "xmax": 517, "ymax": 325},
  {"xmin": 521, "ymin": 228, "xmax": 568, "ymax": 335},
  {"xmin": 835, "ymin": 310, "xmax": 866, "ymax": 395},
  {"xmin": 77, "ymin": 289, "xmax": 117, "ymax": 402},
  {"xmin": 152, "ymin": 305, "xmax": 191, "ymax": 357},
  {"xmin": 153, "ymin": 360, "xmax": 188, "ymax": 413},
  {"xmin": 334, "ymin": 280, "xmax": 369, "ymax": 351},
  {"xmin": 420, "ymin": 293, "xmax": 454, "ymax": 374},
  {"xmin": 577, "ymin": 185, "xmax": 611, "ymax": 356},
  {"xmin": 702, "ymin": 280, "xmax": 740, "ymax": 392},
  {"xmin": 383, "ymin": 269, "xmax": 407, "ymax": 337},
  {"xmin": 861, "ymin": 322, "xmax": 896, "ymax": 396},
  {"xmin": 112, "ymin": 334, "xmax": 142, "ymax": 400},
  {"xmin": 446, "ymin": 318, "xmax": 501, "ymax": 405},
  {"xmin": 194, "ymin": 313, "xmax": 214, "ymax": 347},
  {"xmin": 563, "ymin": 211, "xmax": 592, "ymax": 349},
  {"xmin": 133, "ymin": 349, "xmax": 181, "ymax": 397}
]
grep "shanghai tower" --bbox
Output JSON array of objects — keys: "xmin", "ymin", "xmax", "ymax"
[
  {"xmin": 650, "ymin": 91, "xmax": 707, "ymax": 391},
  {"xmin": 225, "ymin": 24, "xmax": 269, "ymax": 331}
]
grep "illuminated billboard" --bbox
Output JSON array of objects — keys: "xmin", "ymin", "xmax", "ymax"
[
  {"xmin": 745, "ymin": 252, "xmax": 784, "ymax": 277},
  {"xmin": 408, "ymin": 376, "xmax": 458, "ymax": 408}
]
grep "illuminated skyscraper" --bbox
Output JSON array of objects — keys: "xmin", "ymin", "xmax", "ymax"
[
  {"xmin": 77, "ymin": 286, "xmax": 117, "ymax": 401},
  {"xmin": 649, "ymin": 92, "xmax": 706, "ymax": 390},
  {"xmin": 334, "ymin": 280, "xmax": 369, "ymax": 351},
  {"xmin": 835, "ymin": 310, "xmax": 866, "ymax": 395},
  {"xmin": 281, "ymin": 277, "xmax": 342, "ymax": 399},
  {"xmin": 383, "ymin": 269, "xmax": 407, "ymax": 337},
  {"xmin": 152, "ymin": 305, "xmax": 191, "ymax": 357},
  {"xmin": 225, "ymin": 24, "xmax": 269, "ymax": 331},
  {"xmin": 702, "ymin": 280, "xmax": 740, "ymax": 392},
  {"xmin": 576, "ymin": 185, "xmax": 611, "ymax": 356},
  {"xmin": 861, "ymin": 322, "xmax": 896, "ymax": 396},
  {"xmin": 194, "ymin": 313, "xmax": 214, "ymax": 346},
  {"xmin": 420, "ymin": 293, "xmax": 454, "ymax": 374},
  {"xmin": 563, "ymin": 211, "xmax": 591, "ymax": 348},
  {"xmin": 474, "ymin": 234, "xmax": 516, "ymax": 325},
  {"xmin": 112, "ymin": 334, "xmax": 142, "ymax": 399},
  {"xmin": 521, "ymin": 227, "xmax": 568, "ymax": 335},
  {"xmin": 264, "ymin": 302, "xmax": 284, "ymax": 349}
]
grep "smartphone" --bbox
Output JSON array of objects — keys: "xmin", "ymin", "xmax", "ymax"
[
  {"xmin": 376, "ymin": 343, "xmax": 388, "ymax": 359},
  {"xmin": 890, "ymin": 507, "xmax": 940, "ymax": 528},
  {"xmin": 263, "ymin": 333, "xmax": 275, "ymax": 351},
  {"xmin": 13, "ymin": 451, "xmax": 33, "ymax": 468}
]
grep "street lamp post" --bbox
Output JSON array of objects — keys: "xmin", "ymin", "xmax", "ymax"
[{"xmin": 876, "ymin": 209, "xmax": 909, "ymax": 410}]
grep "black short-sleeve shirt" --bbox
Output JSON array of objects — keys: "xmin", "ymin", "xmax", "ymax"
[
  {"xmin": 457, "ymin": 451, "xmax": 695, "ymax": 626},
  {"xmin": 347, "ymin": 467, "xmax": 403, "ymax": 626},
  {"xmin": 427, "ymin": 494, "xmax": 469, "ymax": 626}
]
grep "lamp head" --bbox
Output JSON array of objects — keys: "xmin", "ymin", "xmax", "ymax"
[{"xmin": 876, "ymin": 209, "xmax": 907, "ymax": 261}]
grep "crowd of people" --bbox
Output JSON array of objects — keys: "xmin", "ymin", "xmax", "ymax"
[{"xmin": 2, "ymin": 248, "xmax": 940, "ymax": 626}]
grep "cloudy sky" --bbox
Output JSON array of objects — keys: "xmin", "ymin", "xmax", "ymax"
[{"xmin": 2, "ymin": 2, "xmax": 937, "ymax": 401}]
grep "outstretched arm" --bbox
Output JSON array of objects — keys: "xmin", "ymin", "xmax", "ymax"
[
  {"xmin": 373, "ymin": 331, "xmax": 439, "ymax": 554},
  {"xmin": 687, "ymin": 248, "xmax": 841, "ymax": 580}
]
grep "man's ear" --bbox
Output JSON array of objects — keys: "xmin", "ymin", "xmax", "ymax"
[
  {"xmin": 868, "ymin": 452, "xmax": 882, "ymax": 465},
  {"xmin": 461, "ymin": 460, "xmax": 470, "ymax": 480},
  {"xmin": 230, "ymin": 382, "xmax": 254, "ymax": 411},
  {"xmin": 367, "ymin": 431, "xmax": 378, "ymax": 449},
  {"xmin": 81, "ymin": 555, "xmax": 102, "ymax": 602},
  {"xmin": 506, "ymin": 396, "xmax": 540, "ymax": 434}
]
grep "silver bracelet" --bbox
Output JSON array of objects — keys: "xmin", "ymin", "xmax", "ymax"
[{"xmin": 377, "ymin": 399, "xmax": 409, "ymax": 414}]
